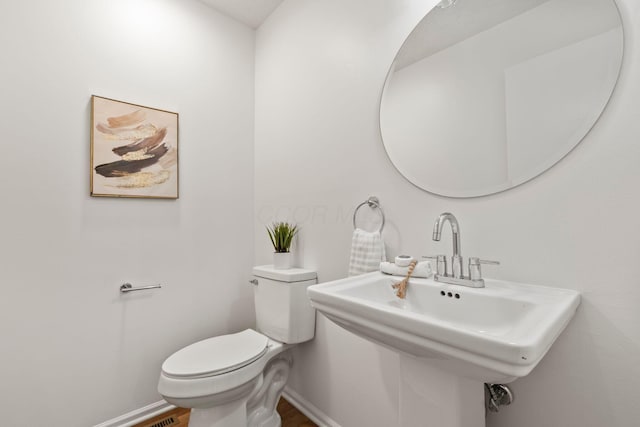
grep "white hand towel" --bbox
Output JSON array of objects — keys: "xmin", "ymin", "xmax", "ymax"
[
  {"xmin": 348, "ymin": 228, "xmax": 387, "ymax": 276},
  {"xmin": 380, "ymin": 261, "xmax": 433, "ymax": 278}
]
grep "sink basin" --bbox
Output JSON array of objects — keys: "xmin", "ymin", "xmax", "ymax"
[{"xmin": 308, "ymin": 272, "xmax": 580, "ymax": 383}]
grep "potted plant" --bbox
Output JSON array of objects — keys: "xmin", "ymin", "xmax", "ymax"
[{"xmin": 266, "ymin": 222, "xmax": 298, "ymax": 269}]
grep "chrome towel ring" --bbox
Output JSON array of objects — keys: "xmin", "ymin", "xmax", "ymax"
[{"xmin": 353, "ymin": 196, "xmax": 385, "ymax": 233}]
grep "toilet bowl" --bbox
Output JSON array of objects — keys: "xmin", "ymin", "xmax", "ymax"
[{"xmin": 158, "ymin": 266, "xmax": 317, "ymax": 427}]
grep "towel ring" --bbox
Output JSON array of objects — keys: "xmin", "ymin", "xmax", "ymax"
[{"xmin": 353, "ymin": 196, "xmax": 385, "ymax": 233}]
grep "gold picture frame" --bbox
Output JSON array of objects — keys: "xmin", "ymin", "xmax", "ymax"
[{"xmin": 90, "ymin": 95, "xmax": 179, "ymax": 199}]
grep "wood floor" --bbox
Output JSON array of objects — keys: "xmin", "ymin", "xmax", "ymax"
[
  {"xmin": 134, "ymin": 398, "xmax": 317, "ymax": 427},
  {"xmin": 277, "ymin": 398, "xmax": 318, "ymax": 427}
]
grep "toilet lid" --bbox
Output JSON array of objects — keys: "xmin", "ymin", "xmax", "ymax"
[{"xmin": 162, "ymin": 329, "xmax": 269, "ymax": 378}]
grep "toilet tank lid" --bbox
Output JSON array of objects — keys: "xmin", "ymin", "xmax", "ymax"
[{"xmin": 253, "ymin": 265, "xmax": 317, "ymax": 282}]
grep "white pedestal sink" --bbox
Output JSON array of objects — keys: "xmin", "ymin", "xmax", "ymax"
[{"xmin": 307, "ymin": 272, "xmax": 580, "ymax": 427}]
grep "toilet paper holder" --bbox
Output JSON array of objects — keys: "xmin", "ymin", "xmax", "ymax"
[{"xmin": 120, "ymin": 283, "xmax": 162, "ymax": 293}]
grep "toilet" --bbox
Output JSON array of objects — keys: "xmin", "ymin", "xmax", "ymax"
[{"xmin": 158, "ymin": 265, "xmax": 317, "ymax": 427}]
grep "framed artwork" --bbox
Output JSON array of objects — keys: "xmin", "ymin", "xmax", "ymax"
[{"xmin": 90, "ymin": 95, "xmax": 179, "ymax": 199}]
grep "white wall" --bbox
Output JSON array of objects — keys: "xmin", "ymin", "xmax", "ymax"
[
  {"xmin": 0, "ymin": 1, "xmax": 255, "ymax": 426},
  {"xmin": 255, "ymin": 0, "xmax": 640, "ymax": 426}
]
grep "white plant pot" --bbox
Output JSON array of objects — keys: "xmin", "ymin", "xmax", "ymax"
[{"xmin": 273, "ymin": 252, "xmax": 292, "ymax": 270}]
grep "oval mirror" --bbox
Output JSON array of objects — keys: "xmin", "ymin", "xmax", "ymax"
[{"xmin": 380, "ymin": 0, "xmax": 623, "ymax": 197}]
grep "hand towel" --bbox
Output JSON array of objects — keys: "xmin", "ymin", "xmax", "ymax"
[
  {"xmin": 380, "ymin": 261, "xmax": 433, "ymax": 278},
  {"xmin": 348, "ymin": 228, "xmax": 387, "ymax": 276}
]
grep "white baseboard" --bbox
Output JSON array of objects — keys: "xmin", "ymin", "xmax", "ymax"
[
  {"xmin": 283, "ymin": 386, "xmax": 341, "ymax": 427},
  {"xmin": 94, "ymin": 389, "xmax": 336, "ymax": 427},
  {"xmin": 93, "ymin": 400, "xmax": 176, "ymax": 427}
]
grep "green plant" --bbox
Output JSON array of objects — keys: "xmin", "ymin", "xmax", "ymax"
[{"xmin": 266, "ymin": 222, "xmax": 299, "ymax": 253}]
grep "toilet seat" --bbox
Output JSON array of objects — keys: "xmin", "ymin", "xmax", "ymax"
[{"xmin": 162, "ymin": 329, "xmax": 269, "ymax": 379}]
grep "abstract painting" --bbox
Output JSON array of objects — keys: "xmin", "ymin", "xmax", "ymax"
[{"xmin": 91, "ymin": 95, "xmax": 179, "ymax": 199}]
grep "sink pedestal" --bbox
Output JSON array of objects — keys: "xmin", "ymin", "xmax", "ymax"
[{"xmin": 399, "ymin": 354, "xmax": 485, "ymax": 427}]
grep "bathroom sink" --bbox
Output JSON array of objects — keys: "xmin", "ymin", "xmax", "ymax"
[{"xmin": 307, "ymin": 272, "xmax": 580, "ymax": 383}]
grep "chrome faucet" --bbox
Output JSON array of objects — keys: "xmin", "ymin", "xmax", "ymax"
[
  {"xmin": 429, "ymin": 212, "xmax": 500, "ymax": 288},
  {"xmin": 432, "ymin": 212, "xmax": 463, "ymax": 278}
]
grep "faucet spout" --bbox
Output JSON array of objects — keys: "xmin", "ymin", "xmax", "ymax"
[
  {"xmin": 432, "ymin": 212, "xmax": 461, "ymax": 256},
  {"xmin": 432, "ymin": 212, "xmax": 462, "ymax": 278}
]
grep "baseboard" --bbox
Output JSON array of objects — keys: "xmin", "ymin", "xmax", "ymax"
[
  {"xmin": 93, "ymin": 400, "xmax": 176, "ymax": 427},
  {"xmin": 94, "ymin": 389, "xmax": 336, "ymax": 427},
  {"xmin": 283, "ymin": 386, "xmax": 341, "ymax": 427}
]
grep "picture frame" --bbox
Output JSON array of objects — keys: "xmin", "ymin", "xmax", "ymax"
[{"xmin": 90, "ymin": 95, "xmax": 179, "ymax": 199}]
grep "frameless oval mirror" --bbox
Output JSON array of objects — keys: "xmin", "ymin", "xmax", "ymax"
[{"xmin": 380, "ymin": 0, "xmax": 623, "ymax": 197}]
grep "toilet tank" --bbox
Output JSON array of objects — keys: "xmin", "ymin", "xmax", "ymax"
[{"xmin": 252, "ymin": 265, "xmax": 317, "ymax": 344}]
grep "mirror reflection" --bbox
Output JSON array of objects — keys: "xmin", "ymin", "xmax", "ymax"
[{"xmin": 380, "ymin": 0, "xmax": 623, "ymax": 197}]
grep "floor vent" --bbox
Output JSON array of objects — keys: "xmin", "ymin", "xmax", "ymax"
[{"xmin": 147, "ymin": 416, "xmax": 176, "ymax": 427}]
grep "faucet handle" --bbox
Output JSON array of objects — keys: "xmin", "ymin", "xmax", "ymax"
[
  {"xmin": 468, "ymin": 257, "xmax": 500, "ymax": 280},
  {"xmin": 423, "ymin": 255, "xmax": 447, "ymax": 276},
  {"xmin": 469, "ymin": 258, "xmax": 500, "ymax": 265}
]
